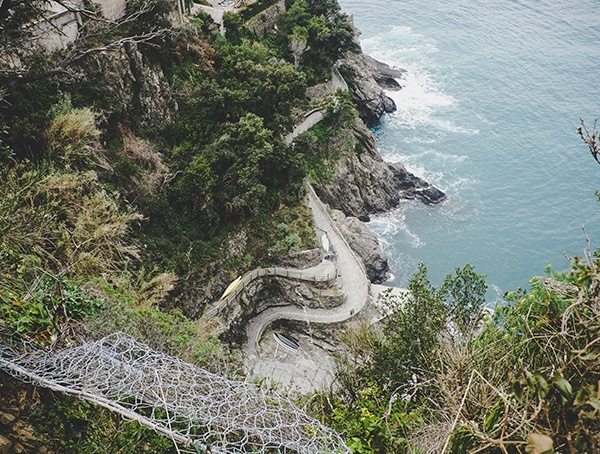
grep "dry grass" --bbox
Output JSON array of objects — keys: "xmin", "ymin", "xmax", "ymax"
[
  {"xmin": 0, "ymin": 165, "xmax": 58, "ymax": 268},
  {"xmin": 129, "ymin": 268, "xmax": 179, "ymax": 308},
  {"xmin": 407, "ymin": 420, "xmax": 451, "ymax": 454},
  {"xmin": 40, "ymin": 170, "xmax": 142, "ymax": 277},
  {"xmin": 118, "ymin": 124, "xmax": 169, "ymax": 198},
  {"xmin": 46, "ymin": 107, "xmax": 109, "ymax": 169}
]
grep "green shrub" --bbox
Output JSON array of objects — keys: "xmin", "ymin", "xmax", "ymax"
[
  {"xmin": 0, "ymin": 275, "xmax": 105, "ymax": 342},
  {"xmin": 84, "ymin": 280, "xmax": 241, "ymax": 376}
]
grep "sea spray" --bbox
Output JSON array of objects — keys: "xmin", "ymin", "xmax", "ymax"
[{"xmin": 340, "ymin": 0, "xmax": 600, "ymax": 296}]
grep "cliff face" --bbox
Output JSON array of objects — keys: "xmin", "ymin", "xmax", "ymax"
[
  {"xmin": 77, "ymin": 42, "xmax": 174, "ymax": 130},
  {"xmin": 247, "ymin": 0, "xmax": 286, "ymax": 37},
  {"xmin": 310, "ymin": 117, "xmax": 445, "ymax": 283},
  {"xmin": 314, "ymin": 119, "xmax": 445, "ymax": 222},
  {"xmin": 338, "ymin": 52, "xmax": 405, "ymax": 126},
  {"xmin": 330, "ymin": 209, "xmax": 389, "ymax": 283}
]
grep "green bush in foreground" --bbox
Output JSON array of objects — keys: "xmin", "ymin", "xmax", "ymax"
[{"xmin": 317, "ymin": 254, "xmax": 600, "ymax": 453}]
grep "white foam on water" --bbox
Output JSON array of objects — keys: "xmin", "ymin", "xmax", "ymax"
[
  {"xmin": 384, "ymin": 77, "xmax": 480, "ymax": 136},
  {"xmin": 361, "ymin": 25, "xmax": 479, "ymax": 137},
  {"xmin": 444, "ymin": 176, "xmax": 479, "ymax": 195},
  {"xmin": 360, "ymin": 26, "xmax": 439, "ymax": 64},
  {"xmin": 340, "ymin": 0, "xmax": 600, "ymax": 292},
  {"xmin": 386, "ymin": 149, "xmax": 469, "ymax": 164},
  {"xmin": 368, "ymin": 210, "xmax": 424, "ymax": 249},
  {"xmin": 385, "ymin": 72, "xmax": 455, "ymax": 131},
  {"xmin": 398, "ymin": 135, "xmax": 441, "ymax": 144}
]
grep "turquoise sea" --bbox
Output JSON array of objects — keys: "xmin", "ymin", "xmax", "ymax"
[{"xmin": 338, "ymin": 0, "xmax": 600, "ymax": 298}]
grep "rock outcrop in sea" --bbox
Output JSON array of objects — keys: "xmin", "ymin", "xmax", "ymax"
[
  {"xmin": 314, "ymin": 50, "xmax": 446, "ymax": 282},
  {"xmin": 338, "ymin": 52, "xmax": 405, "ymax": 126},
  {"xmin": 313, "ymin": 119, "xmax": 445, "ymax": 222}
]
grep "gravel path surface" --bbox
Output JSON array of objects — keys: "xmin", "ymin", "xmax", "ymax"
[{"xmin": 284, "ymin": 110, "xmax": 324, "ymax": 144}]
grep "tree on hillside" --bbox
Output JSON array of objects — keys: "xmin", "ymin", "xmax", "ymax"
[
  {"xmin": 290, "ymin": 25, "xmax": 308, "ymax": 69},
  {"xmin": 214, "ymin": 42, "xmax": 307, "ymax": 132},
  {"xmin": 372, "ymin": 264, "xmax": 487, "ymax": 392},
  {"xmin": 318, "ymin": 121, "xmax": 600, "ymax": 453},
  {"xmin": 440, "ymin": 263, "xmax": 488, "ymax": 336},
  {"xmin": 276, "ymin": 0, "xmax": 358, "ymax": 82},
  {"xmin": 316, "ymin": 264, "xmax": 487, "ymax": 453},
  {"xmin": 173, "ymin": 113, "xmax": 298, "ymax": 224}
]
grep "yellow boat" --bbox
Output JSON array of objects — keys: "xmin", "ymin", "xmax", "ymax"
[{"xmin": 219, "ymin": 275, "xmax": 243, "ymax": 300}]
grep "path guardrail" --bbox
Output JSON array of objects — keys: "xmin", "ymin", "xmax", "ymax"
[{"xmin": 205, "ymin": 262, "xmax": 337, "ymax": 317}]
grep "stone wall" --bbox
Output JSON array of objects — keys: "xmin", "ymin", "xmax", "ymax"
[
  {"xmin": 246, "ymin": 0, "xmax": 285, "ymax": 38},
  {"xmin": 94, "ymin": 0, "xmax": 126, "ymax": 20},
  {"xmin": 32, "ymin": 7, "xmax": 80, "ymax": 51},
  {"xmin": 30, "ymin": 0, "xmax": 128, "ymax": 52}
]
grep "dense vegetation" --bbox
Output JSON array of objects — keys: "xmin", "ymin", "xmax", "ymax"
[
  {"xmin": 1, "ymin": 0, "xmax": 599, "ymax": 452},
  {"xmin": 0, "ymin": 0, "xmax": 357, "ymax": 450},
  {"xmin": 310, "ymin": 124, "xmax": 600, "ymax": 453},
  {"xmin": 0, "ymin": 0, "xmax": 359, "ymax": 325}
]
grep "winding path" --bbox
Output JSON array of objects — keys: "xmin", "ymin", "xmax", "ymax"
[
  {"xmin": 244, "ymin": 66, "xmax": 365, "ymax": 357},
  {"xmin": 207, "ymin": 66, "xmax": 373, "ymax": 390},
  {"xmin": 284, "ymin": 66, "xmax": 349, "ymax": 143},
  {"xmin": 203, "ymin": 181, "xmax": 372, "ymax": 390},
  {"xmin": 244, "ymin": 184, "xmax": 370, "ymax": 358}
]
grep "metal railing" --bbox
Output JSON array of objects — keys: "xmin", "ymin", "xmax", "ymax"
[{"xmin": 205, "ymin": 261, "xmax": 337, "ymax": 317}]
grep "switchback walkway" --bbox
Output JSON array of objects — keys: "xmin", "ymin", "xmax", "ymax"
[
  {"xmin": 244, "ymin": 185, "xmax": 370, "ymax": 357},
  {"xmin": 240, "ymin": 185, "xmax": 370, "ymax": 392}
]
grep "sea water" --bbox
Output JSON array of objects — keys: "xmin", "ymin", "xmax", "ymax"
[{"xmin": 337, "ymin": 0, "xmax": 600, "ymax": 297}]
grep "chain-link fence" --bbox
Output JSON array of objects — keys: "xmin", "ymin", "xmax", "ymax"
[{"xmin": 0, "ymin": 332, "xmax": 349, "ymax": 453}]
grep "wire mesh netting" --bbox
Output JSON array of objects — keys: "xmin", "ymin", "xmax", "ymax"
[{"xmin": 0, "ymin": 332, "xmax": 349, "ymax": 453}]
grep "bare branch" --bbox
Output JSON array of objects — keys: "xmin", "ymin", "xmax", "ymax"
[
  {"xmin": 63, "ymin": 28, "xmax": 172, "ymax": 67},
  {"xmin": 4, "ymin": 67, "xmax": 79, "ymax": 91},
  {"xmin": 578, "ymin": 117, "xmax": 600, "ymax": 164},
  {"xmin": 4, "ymin": 28, "xmax": 171, "ymax": 92},
  {"xmin": 2, "ymin": 0, "xmax": 175, "ymax": 93}
]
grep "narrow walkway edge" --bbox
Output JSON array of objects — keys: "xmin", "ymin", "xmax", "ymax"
[{"xmin": 244, "ymin": 184, "xmax": 370, "ymax": 358}]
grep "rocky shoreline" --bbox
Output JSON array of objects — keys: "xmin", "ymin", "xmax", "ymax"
[{"xmin": 314, "ymin": 50, "xmax": 446, "ymax": 283}]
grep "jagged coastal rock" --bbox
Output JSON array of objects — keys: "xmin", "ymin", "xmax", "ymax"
[
  {"xmin": 330, "ymin": 209, "xmax": 389, "ymax": 283},
  {"xmin": 338, "ymin": 51, "xmax": 405, "ymax": 126},
  {"xmin": 314, "ymin": 120, "xmax": 445, "ymax": 221},
  {"xmin": 318, "ymin": 36, "xmax": 446, "ymax": 221},
  {"xmin": 363, "ymin": 55, "xmax": 405, "ymax": 91}
]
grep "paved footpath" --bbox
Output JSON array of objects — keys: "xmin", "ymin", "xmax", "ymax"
[
  {"xmin": 241, "ymin": 66, "xmax": 378, "ymax": 391},
  {"xmin": 244, "ymin": 185, "xmax": 371, "ymax": 392},
  {"xmin": 243, "ymin": 69, "xmax": 371, "ymax": 390}
]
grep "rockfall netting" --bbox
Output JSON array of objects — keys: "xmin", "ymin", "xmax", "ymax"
[{"xmin": 0, "ymin": 332, "xmax": 349, "ymax": 453}]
